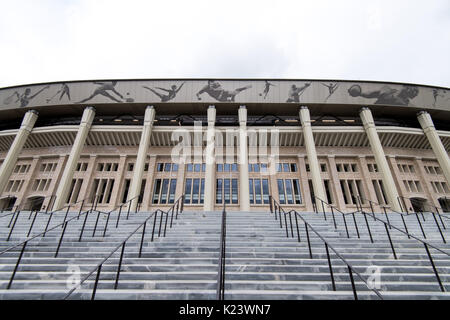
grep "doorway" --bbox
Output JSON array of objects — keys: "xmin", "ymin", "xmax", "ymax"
[
  {"xmin": 24, "ymin": 196, "xmax": 45, "ymax": 212},
  {"xmin": 410, "ymin": 197, "xmax": 428, "ymax": 213},
  {"xmin": 438, "ymin": 197, "xmax": 450, "ymax": 213},
  {"xmin": 0, "ymin": 196, "xmax": 17, "ymax": 212}
]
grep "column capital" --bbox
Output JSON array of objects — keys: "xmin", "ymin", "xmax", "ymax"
[
  {"xmin": 239, "ymin": 106, "xmax": 247, "ymax": 126},
  {"xmin": 417, "ymin": 110, "xmax": 435, "ymax": 130},
  {"xmin": 208, "ymin": 106, "xmax": 216, "ymax": 126},
  {"xmin": 144, "ymin": 106, "xmax": 156, "ymax": 124}
]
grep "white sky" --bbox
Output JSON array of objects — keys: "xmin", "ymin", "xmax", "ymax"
[{"xmin": 0, "ymin": 0, "xmax": 449, "ymax": 88}]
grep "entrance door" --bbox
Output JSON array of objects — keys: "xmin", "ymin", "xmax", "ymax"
[
  {"xmin": 410, "ymin": 197, "xmax": 427, "ymax": 213},
  {"xmin": 0, "ymin": 197, "xmax": 17, "ymax": 211},
  {"xmin": 24, "ymin": 196, "xmax": 45, "ymax": 212},
  {"xmin": 438, "ymin": 197, "xmax": 450, "ymax": 213}
]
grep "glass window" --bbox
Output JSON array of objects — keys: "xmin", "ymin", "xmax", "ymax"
[
  {"xmin": 192, "ymin": 179, "xmax": 200, "ymax": 204},
  {"xmin": 232, "ymin": 179, "xmax": 239, "ymax": 204},
  {"xmin": 224, "ymin": 179, "xmax": 231, "ymax": 204},
  {"xmin": 184, "ymin": 179, "xmax": 192, "ymax": 204},
  {"xmin": 277, "ymin": 179, "xmax": 286, "ymax": 205},
  {"xmin": 290, "ymin": 163, "xmax": 298, "ymax": 173},
  {"xmin": 261, "ymin": 164, "xmax": 268, "ymax": 173},
  {"xmin": 157, "ymin": 163, "xmax": 164, "ymax": 172},
  {"xmin": 202, "ymin": 164, "xmax": 206, "ymax": 172},
  {"xmin": 172, "ymin": 164, "xmax": 179, "ymax": 172},
  {"xmin": 277, "ymin": 163, "xmax": 282, "ymax": 172},
  {"xmin": 200, "ymin": 179, "xmax": 205, "ymax": 204},
  {"xmin": 217, "ymin": 164, "xmax": 223, "ymax": 172},
  {"xmin": 262, "ymin": 179, "xmax": 270, "ymax": 204},
  {"xmin": 283, "ymin": 164, "xmax": 290, "ymax": 173},
  {"xmin": 254, "ymin": 164, "xmax": 260, "ymax": 173},
  {"xmin": 249, "ymin": 164, "xmax": 253, "ymax": 172},
  {"xmin": 249, "ymin": 179, "xmax": 254, "ymax": 204},
  {"xmin": 160, "ymin": 179, "xmax": 170, "ymax": 204},
  {"xmin": 293, "ymin": 179, "xmax": 302, "ymax": 204},
  {"xmin": 285, "ymin": 179, "xmax": 294, "ymax": 205},
  {"xmin": 194, "ymin": 164, "xmax": 201, "ymax": 172},
  {"xmin": 187, "ymin": 164, "xmax": 194, "ymax": 172},
  {"xmin": 168, "ymin": 179, "xmax": 177, "ymax": 204},
  {"xmin": 165, "ymin": 163, "xmax": 172, "ymax": 172},
  {"xmin": 216, "ymin": 179, "xmax": 223, "ymax": 204},
  {"xmin": 224, "ymin": 164, "xmax": 231, "ymax": 172},
  {"xmin": 232, "ymin": 163, "xmax": 238, "ymax": 172},
  {"xmin": 152, "ymin": 179, "xmax": 162, "ymax": 204},
  {"xmin": 254, "ymin": 179, "xmax": 262, "ymax": 205}
]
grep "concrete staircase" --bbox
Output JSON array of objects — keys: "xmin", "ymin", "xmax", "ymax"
[{"xmin": 0, "ymin": 208, "xmax": 449, "ymax": 300}]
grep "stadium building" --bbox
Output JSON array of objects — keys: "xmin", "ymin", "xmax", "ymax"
[
  {"xmin": 0, "ymin": 79, "xmax": 449, "ymax": 215},
  {"xmin": 1, "ymin": 79, "xmax": 450, "ymax": 300}
]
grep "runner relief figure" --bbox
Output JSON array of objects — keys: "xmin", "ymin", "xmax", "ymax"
[
  {"xmin": 196, "ymin": 80, "xmax": 252, "ymax": 102},
  {"xmin": 142, "ymin": 82, "xmax": 186, "ymax": 102},
  {"xmin": 77, "ymin": 81, "xmax": 124, "ymax": 103}
]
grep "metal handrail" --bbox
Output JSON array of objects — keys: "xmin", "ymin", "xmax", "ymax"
[
  {"xmin": 63, "ymin": 195, "xmax": 185, "ymax": 300},
  {"xmin": 216, "ymin": 203, "xmax": 227, "ymax": 300},
  {"xmin": 0, "ymin": 194, "xmax": 107, "ymax": 256},
  {"xmin": 270, "ymin": 196, "xmax": 383, "ymax": 300},
  {"xmin": 308, "ymin": 196, "xmax": 449, "ymax": 292}
]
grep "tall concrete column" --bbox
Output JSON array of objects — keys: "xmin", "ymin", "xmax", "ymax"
[
  {"xmin": 418, "ymin": 111, "xmax": 450, "ymax": 186},
  {"xmin": 299, "ymin": 107, "xmax": 326, "ymax": 205},
  {"xmin": 360, "ymin": 107, "xmax": 402, "ymax": 212},
  {"xmin": 0, "ymin": 110, "xmax": 39, "ymax": 195},
  {"xmin": 128, "ymin": 106, "xmax": 156, "ymax": 212},
  {"xmin": 239, "ymin": 106, "xmax": 250, "ymax": 211},
  {"xmin": 53, "ymin": 107, "xmax": 95, "ymax": 210},
  {"xmin": 204, "ymin": 106, "xmax": 216, "ymax": 211}
]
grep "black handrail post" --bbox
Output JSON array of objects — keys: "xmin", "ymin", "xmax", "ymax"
[
  {"xmin": 385, "ymin": 210, "xmax": 392, "ymax": 230},
  {"xmin": 27, "ymin": 212, "xmax": 39, "ymax": 237},
  {"xmin": 294, "ymin": 213, "xmax": 301, "ymax": 242},
  {"xmin": 7, "ymin": 241, "xmax": 27, "ymax": 290},
  {"xmin": 305, "ymin": 223, "xmax": 313, "ymax": 259},
  {"xmin": 43, "ymin": 212, "xmax": 53, "ymax": 237},
  {"xmin": 325, "ymin": 244, "xmax": 336, "ymax": 291},
  {"xmin": 55, "ymin": 222, "xmax": 68, "ymax": 258},
  {"xmin": 431, "ymin": 212, "xmax": 446, "ymax": 244},
  {"xmin": 63, "ymin": 205, "xmax": 70, "ymax": 227},
  {"xmin": 28, "ymin": 210, "xmax": 34, "ymax": 220},
  {"xmin": 164, "ymin": 211, "xmax": 169, "ymax": 237},
  {"xmin": 348, "ymin": 267, "xmax": 358, "ymax": 300},
  {"xmin": 415, "ymin": 213, "xmax": 427, "ymax": 238},
  {"xmin": 384, "ymin": 224, "xmax": 397, "ymax": 260},
  {"xmin": 91, "ymin": 265, "xmax": 102, "ymax": 300},
  {"xmin": 116, "ymin": 205, "xmax": 123, "ymax": 228},
  {"xmin": 115, "ymin": 243, "xmax": 126, "ymax": 290},
  {"xmin": 352, "ymin": 213, "xmax": 360, "ymax": 239},
  {"xmin": 102, "ymin": 213, "xmax": 111, "ymax": 237},
  {"xmin": 269, "ymin": 196, "xmax": 273, "ymax": 213},
  {"xmin": 363, "ymin": 212, "xmax": 374, "ymax": 243},
  {"xmin": 284, "ymin": 213, "xmax": 289, "ymax": 238},
  {"xmin": 170, "ymin": 208, "xmax": 175, "ymax": 228},
  {"xmin": 400, "ymin": 214, "xmax": 410, "ymax": 239},
  {"xmin": 8, "ymin": 211, "xmax": 17, "ymax": 228},
  {"xmin": 436, "ymin": 210, "xmax": 446, "ymax": 230},
  {"xmin": 331, "ymin": 207, "xmax": 337, "ymax": 229},
  {"xmin": 151, "ymin": 211, "xmax": 158, "ymax": 242},
  {"xmin": 321, "ymin": 200, "xmax": 327, "ymax": 221},
  {"xmin": 7, "ymin": 211, "xmax": 20, "ymax": 241},
  {"xmin": 342, "ymin": 213, "xmax": 350, "ymax": 238},
  {"xmin": 423, "ymin": 243, "xmax": 445, "ymax": 292},
  {"xmin": 289, "ymin": 212, "xmax": 294, "ymax": 238},
  {"xmin": 139, "ymin": 221, "xmax": 147, "ymax": 258},
  {"xmin": 278, "ymin": 210, "xmax": 283, "ymax": 228},
  {"xmin": 78, "ymin": 200, "xmax": 84, "ymax": 220},
  {"xmin": 79, "ymin": 210, "xmax": 90, "ymax": 242},
  {"xmin": 158, "ymin": 211, "xmax": 164, "ymax": 237},
  {"xmin": 92, "ymin": 211, "xmax": 101, "ymax": 237},
  {"xmin": 126, "ymin": 200, "xmax": 132, "ymax": 220}
]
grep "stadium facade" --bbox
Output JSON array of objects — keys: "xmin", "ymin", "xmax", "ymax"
[{"xmin": 0, "ymin": 79, "xmax": 449, "ymax": 216}]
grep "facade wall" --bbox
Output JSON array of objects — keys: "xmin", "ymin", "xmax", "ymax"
[{"xmin": 1, "ymin": 142, "xmax": 449, "ymax": 213}]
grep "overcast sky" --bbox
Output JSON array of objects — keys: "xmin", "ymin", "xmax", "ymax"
[{"xmin": 0, "ymin": 0, "xmax": 449, "ymax": 88}]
